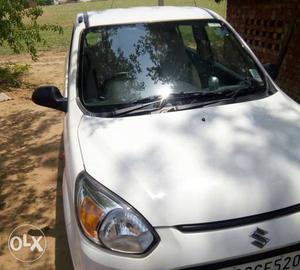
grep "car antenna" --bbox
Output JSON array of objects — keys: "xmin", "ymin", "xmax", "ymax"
[{"xmin": 193, "ymin": 0, "xmax": 198, "ymax": 7}]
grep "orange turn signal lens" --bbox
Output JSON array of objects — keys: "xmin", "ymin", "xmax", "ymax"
[{"xmin": 79, "ymin": 196, "xmax": 104, "ymax": 238}]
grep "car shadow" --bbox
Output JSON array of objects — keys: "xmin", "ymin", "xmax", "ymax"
[
  {"xmin": 30, "ymin": 138, "xmax": 73, "ymax": 269},
  {"xmin": 54, "ymin": 138, "xmax": 73, "ymax": 270}
]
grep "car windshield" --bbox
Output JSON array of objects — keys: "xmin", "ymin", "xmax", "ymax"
[{"xmin": 79, "ymin": 20, "xmax": 272, "ymax": 115}]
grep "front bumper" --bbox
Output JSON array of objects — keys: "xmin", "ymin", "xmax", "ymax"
[{"xmin": 63, "ymin": 175, "xmax": 300, "ymax": 270}]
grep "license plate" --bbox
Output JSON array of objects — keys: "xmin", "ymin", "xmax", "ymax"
[{"xmin": 221, "ymin": 250, "xmax": 300, "ymax": 270}]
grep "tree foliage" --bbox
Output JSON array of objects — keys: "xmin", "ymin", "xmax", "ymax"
[
  {"xmin": 0, "ymin": 63, "xmax": 30, "ymax": 88},
  {"xmin": 0, "ymin": 0, "xmax": 63, "ymax": 60}
]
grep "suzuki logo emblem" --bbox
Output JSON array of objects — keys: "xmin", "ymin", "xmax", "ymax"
[{"xmin": 250, "ymin": 228, "xmax": 270, "ymax": 248}]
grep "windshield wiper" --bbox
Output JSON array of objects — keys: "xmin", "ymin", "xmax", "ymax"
[
  {"xmin": 111, "ymin": 82, "xmax": 265, "ymax": 117},
  {"xmin": 112, "ymin": 95, "xmax": 164, "ymax": 117},
  {"xmin": 113, "ymin": 96, "xmax": 233, "ymax": 117},
  {"xmin": 168, "ymin": 98, "xmax": 233, "ymax": 112},
  {"xmin": 229, "ymin": 78, "xmax": 266, "ymax": 100},
  {"xmin": 112, "ymin": 91, "xmax": 237, "ymax": 117},
  {"xmin": 171, "ymin": 90, "xmax": 237, "ymax": 99},
  {"xmin": 112, "ymin": 92, "xmax": 216, "ymax": 117}
]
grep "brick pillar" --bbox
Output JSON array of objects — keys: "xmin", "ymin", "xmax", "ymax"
[{"xmin": 226, "ymin": 0, "xmax": 300, "ymax": 102}]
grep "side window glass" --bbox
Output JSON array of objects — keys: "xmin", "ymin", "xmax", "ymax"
[
  {"xmin": 85, "ymin": 31, "xmax": 102, "ymax": 47},
  {"xmin": 205, "ymin": 23, "xmax": 259, "ymax": 77},
  {"xmin": 178, "ymin": 25, "xmax": 197, "ymax": 50},
  {"xmin": 205, "ymin": 23, "xmax": 226, "ymax": 64}
]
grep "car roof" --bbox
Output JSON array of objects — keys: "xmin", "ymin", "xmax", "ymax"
[{"xmin": 77, "ymin": 6, "xmax": 214, "ymax": 27}]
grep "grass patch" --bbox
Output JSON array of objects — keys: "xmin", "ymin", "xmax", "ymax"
[
  {"xmin": 0, "ymin": 64, "xmax": 30, "ymax": 89},
  {"xmin": 0, "ymin": 0, "xmax": 226, "ymax": 55}
]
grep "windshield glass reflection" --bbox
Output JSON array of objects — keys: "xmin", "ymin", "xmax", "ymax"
[{"xmin": 79, "ymin": 20, "xmax": 267, "ymax": 111}]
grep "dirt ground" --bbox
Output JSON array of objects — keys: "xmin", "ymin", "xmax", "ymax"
[{"xmin": 0, "ymin": 50, "xmax": 73, "ymax": 269}]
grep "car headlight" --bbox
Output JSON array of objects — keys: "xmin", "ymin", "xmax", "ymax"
[{"xmin": 75, "ymin": 172, "xmax": 159, "ymax": 254}]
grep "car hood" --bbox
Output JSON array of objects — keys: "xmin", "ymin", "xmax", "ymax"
[{"xmin": 78, "ymin": 92, "xmax": 300, "ymax": 227}]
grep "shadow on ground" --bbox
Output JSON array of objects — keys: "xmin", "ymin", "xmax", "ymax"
[
  {"xmin": 0, "ymin": 105, "xmax": 73, "ymax": 269},
  {"xmin": 54, "ymin": 140, "xmax": 74, "ymax": 270},
  {"xmin": 38, "ymin": 139, "xmax": 73, "ymax": 270}
]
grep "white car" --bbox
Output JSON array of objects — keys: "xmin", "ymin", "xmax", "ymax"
[{"xmin": 32, "ymin": 6, "xmax": 300, "ymax": 270}]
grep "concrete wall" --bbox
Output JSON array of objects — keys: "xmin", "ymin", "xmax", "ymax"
[{"xmin": 227, "ymin": 0, "xmax": 300, "ymax": 101}]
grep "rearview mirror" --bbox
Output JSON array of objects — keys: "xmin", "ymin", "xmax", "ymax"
[
  {"xmin": 263, "ymin": 63, "xmax": 278, "ymax": 80},
  {"xmin": 32, "ymin": 86, "xmax": 67, "ymax": 112}
]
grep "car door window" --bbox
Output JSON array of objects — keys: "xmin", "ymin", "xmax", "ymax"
[
  {"xmin": 178, "ymin": 25, "xmax": 197, "ymax": 50},
  {"xmin": 205, "ymin": 23, "xmax": 258, "ymax": 78}
]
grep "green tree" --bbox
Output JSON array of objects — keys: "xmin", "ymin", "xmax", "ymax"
[{"xmin": 0, "ymin": 0, "xmax": 62, "ymax": 60}]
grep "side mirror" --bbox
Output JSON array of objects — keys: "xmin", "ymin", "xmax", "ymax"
[
  {"xmin": 263, "ymin": 63, "xmax": 278, "ymax": 80},
  {"xmin": 32, "ymin": 86, "xmax": 67, "ymax": 112}
]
